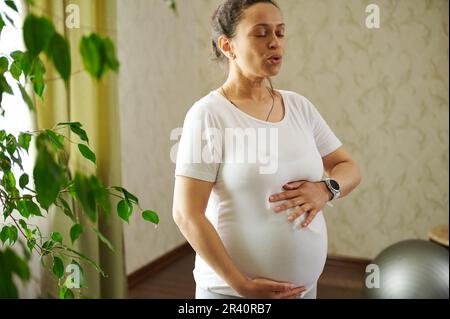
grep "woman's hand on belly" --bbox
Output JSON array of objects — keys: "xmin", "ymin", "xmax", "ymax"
[
  {"xmin": 238, "ymin": 277, "xmax": 306, "ymax": 299},
  {"xmin": 268, "ymin": 180, "xmax": 330, "ymax": 228}
]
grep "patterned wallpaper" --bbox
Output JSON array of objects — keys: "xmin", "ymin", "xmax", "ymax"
[{"xmin": 118, "ymin": 0, "xmax": 448, "ymax": 274}]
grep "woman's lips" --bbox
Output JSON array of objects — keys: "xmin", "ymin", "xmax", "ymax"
[{"xmin": 267, "ymin": 56, "xmax": 282, "ymax": 65}]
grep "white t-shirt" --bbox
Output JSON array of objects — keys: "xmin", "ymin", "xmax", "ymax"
[{"xmin": 175, "ymin": 89, "xmax": 342, "ymax": 297}]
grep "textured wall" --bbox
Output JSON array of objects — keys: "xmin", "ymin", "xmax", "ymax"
[
  {"xmin": 118, "ymin": 0, "xmax": 449, "ymax": 274},
  {"xmin": 117, "ymin": 0, "xmax": 199, "ymax": 274},
  {"xmin": 272, "ymin": 0, "xmax": 449, "ymax": 259}
]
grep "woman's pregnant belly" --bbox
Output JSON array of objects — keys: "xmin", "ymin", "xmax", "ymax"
[
  {"xmin": 217, "ymin": 208, "xmax": 328, "ymax": 288},
  {"xmin": 214, "ymin": 154, "xmax": 329, "ymax": 289}
]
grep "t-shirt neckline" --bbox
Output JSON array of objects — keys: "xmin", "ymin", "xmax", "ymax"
[{"xmin": 211, "ymin": 89, "xmax": 289, "ymax": 125}]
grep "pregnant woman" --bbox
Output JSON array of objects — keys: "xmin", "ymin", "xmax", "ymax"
[{"xmin": 172, "ymin": 0, "xmax": 362, "ymax": 299}]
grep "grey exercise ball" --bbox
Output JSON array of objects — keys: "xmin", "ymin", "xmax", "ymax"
[{"xmin": 363, "ymin": 239, "xmax": 449, "ymax": 299}]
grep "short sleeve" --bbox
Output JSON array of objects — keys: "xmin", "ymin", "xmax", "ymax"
[
  {"xmin": 174, "ymin": 104, "xmax": 222, "ymax": 182},
  {"xmin": 303, "ymin": 97, "xmax": 343, "ymax": 157}
]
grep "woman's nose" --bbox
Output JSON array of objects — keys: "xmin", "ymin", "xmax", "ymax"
[{"xmin": 268, "ymin": 34, "xmax": 281, "ymax": 49}]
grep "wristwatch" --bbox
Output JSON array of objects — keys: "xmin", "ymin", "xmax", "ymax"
[{"xmin": 322, "ymin": 178, "xmax": 341, "ymax": 201}]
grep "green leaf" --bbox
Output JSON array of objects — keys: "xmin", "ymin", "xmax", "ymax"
[
  {"xmin": 70, "ymin": 223, "xmax": 83, "ymax": 244},
  {"xmin": 57, "ymin": 195, "xmax": 75, "ymax": 222},
  {"xmin": 0, "ymin": 251, "xmax": 18, "ymax": 298},
  {"xmin": 0, "ymin": 227, "xmax": 10, "ymax": 244},
  {"xmin": 57, "ymin": 121, "xmax": 82, "ymax": 127},
  {"xmin": 10, "ymin": 50, "xmax": 24, "ymax": 62},
  {"xmin": 58, "ymin": 286, "xmax": 67, "ymax": 299},
  {"xmin": 80, "ymin": 34, "xmax": 102, "ymax": 79},
  {"xmin": 70, "ymin": 125, "xmax": 89, "ymax": 144},
  {"xmin": 51, "ymin": 231, "xmax": 63, "ymax": 244},
  {"xmin": 18, "ymin": 85, "xmax": 34, "ymax": 111},
  {"xmin": 0, "ymin": 153, "xmax": 11, "ymax": 171},
  {"xmin": 112, "ymin": 186, "xmax": 139, "ymax": 205},
  {"xmin": 57, "ymin": 122, "xmax": 89, "ymax": 143},
  {"xmin": 16, "ymin": 200, "xmax": 30, "ymax": 218},
  {"xmin": 0, "ymin": 129, "xmax": 6, "ymax": 141},
  {"xmin": 78, "ymin": 144, "xmax": 96, "ymax": 164},
  {"xmin": 18, "ymin": 132, "xmax": 32, "ymax": 152},
  {"xmin": 19, "ymin": 239, "xmax": 31, "ymax": 261},
  {"xmin": 92, "ymin": 228, "xmax": 114, "ymax": 251},
  {"xmin": 32, "ymin": 80, "xmax": 45, "ymax": 97},
  {"xmin": 27, "ymin": 238, "xmax": 36, "ymax": 252},
  {"xmin": 5, "ymin": 1, "xmax": 18, "ymax": 13},
  {"xmin": 25, "ymin": 200, "xmax": 42, "ymax": 216},
  {"xmin": 8, "ymin": 226, "xmax": 18, "ymax": 245},
  {"xmin": 101, "ymin": 37, "xmax": 119, "ymax": 72},
  {"xmin": 2, "ymin": 170, "xmax": 16, "ymax": 190},
  {"xmin": 34, "ymin": 139, "xmax": 65, "ymax": 210},
  {"xmin": 23, "ymin": 14, "xmax": 54, "ymax": 57},
  {"xmin": 21, "ymin": 52, "xmax": 32, "ymax": 76},
  {"xmin": 90, "ymin": 176, "xmax": 110, "ymax": 214},
  {"xmin": 165, "ymin": 0, "xmax": 177, "ymax": 12},
  {"xmin": 0, "ymin": 16, "xmax": 4, "ymax": 35},
  {"xmin": 0, "ymin": 249, "xmax": 30, "ymax": 298},
  {"xmin": 11, "ymin": 250, "xmax": 30, "ymax": 281},
  {"xmin": 30, "ymin": 57, "xmax": 46, "ymax": 97},
  {"xmin": 60, "ymin": 287, "xmax": 74, "ymax": 299},
  {"xmin": 65, "ymin": 247, "xmax": 105, "ymax": 277},
  {"xmin": 3, "ymin": 203, "xmax": 14, "ymax": 219},
  {"xmin": 0, "ymin": 74, "xmax": 13, "ymax": 95},
  {"xmin": 142, "ymin": 210, "xmax": 159, "ymax": 225},
  {"xmin": 73, "ymin": 173, "xmax": 97, "ymax": 223},
  {"xmin": 9, "ymin": 61, "xmax": 21, "ymax": 80},
  {"xmin": 0, "ymin": 57, "xmax": 8, "ymax": 74},
  {"xmin": 5, "ymin": 134, "xmax": 16, "ymax": 156},
  {"xmin": 18, "ymin": 219, "xmax": 28, "ymax": 230},
  {"xmin": 52, "ymin": 256, "xmax": 64, "ymax": 279},
  {"xmin": 45, "ymin": 129, "xmax": 64, "ymax": 150},
  {"xmin": 19, "ymin": 173, "xmax": 29, "ymax": 189},
  {"xmin": 49, "ymin": 33, "xmax": 71, "ymax": 82},
  {"xmin": 117, "ymin": 199, "xmax": 132, "ymax": 223},
  {"xmin": 3, "ymin": 13, "xmax": 15, "ymax": 27},
  {"xmin": 41, "ymin": 240, "xmax": 54, "ymax": 256}
]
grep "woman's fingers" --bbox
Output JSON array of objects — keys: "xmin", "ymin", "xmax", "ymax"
[
  {"xmin": 273, "ymin": 286, "xmax": 306, "ymax": 299},
  {"xmin": 287, "ymin": 204, "xmax": 311, "ymax": 222},
  {"xmin": 274, "ymin": 197, "xmax": 306, "ymax": 212},
  {"xmin": 270, "ymin": 189, "xmax": 299, "ymax": 203},
  {"xmin": 282, "ymin": 181, "xmax": 306, "ymax": 190},
  {"xmin": 251, "ymin": 278, "xmax": 306, "ymax": 299},
  {"xmin": 268, "ymin": 282, "xmax": 295, "ymax": 292},
  {"xmin": 302, "ymin": 209, "xmax": 318, "ymax": 227}
]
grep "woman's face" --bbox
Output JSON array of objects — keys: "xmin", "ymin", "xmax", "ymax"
[{"xmin": 231, "ymin": 3, "xmax": 285, "ymax": 78}]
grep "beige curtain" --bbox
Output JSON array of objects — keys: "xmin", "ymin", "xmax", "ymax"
[{"xmin": 33, "ymin": 0, "xmax": 126, "ymax": 298}]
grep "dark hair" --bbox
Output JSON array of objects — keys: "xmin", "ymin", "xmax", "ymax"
[{"xmin": 211, "ymin": 0, "xmax": 279, "ymax": 66}]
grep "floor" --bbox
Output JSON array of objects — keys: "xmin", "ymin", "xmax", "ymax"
[{"xmin": 128, "ymin": 249, "xmax": 368, "ymax": 299}]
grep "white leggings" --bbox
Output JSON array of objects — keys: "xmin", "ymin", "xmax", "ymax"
[{"xmin": 195, "ymin": 283, "xmax": 317, "ymax": 299}]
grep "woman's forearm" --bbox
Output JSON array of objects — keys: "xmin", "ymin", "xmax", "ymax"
[
  {"xmin": 328, "ymin": 160, "xmax": 362, "ymax": 198},
  {"xmin": 174, "ymin": 215, "xmax": 248, "ymax": 292}
]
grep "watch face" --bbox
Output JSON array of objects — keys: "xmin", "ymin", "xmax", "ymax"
[{"xmin": 330, "ymin": 179, "xmax": 340, "ymax": 190}]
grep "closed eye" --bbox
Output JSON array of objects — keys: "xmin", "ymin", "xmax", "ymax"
[{"xmin": 255, "ymin": 33, "xmax": 284, "ymax": 38}]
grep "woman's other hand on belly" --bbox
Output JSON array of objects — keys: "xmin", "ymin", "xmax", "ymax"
[
  {"xmin": 268, "ymin": 180, "xmax": 330, "ymax": 228},
  {"xmin": 237, "ymin": 277, "xmax": 306, "ymax": 299}
]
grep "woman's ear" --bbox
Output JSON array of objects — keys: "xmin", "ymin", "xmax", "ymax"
[{"xmin": 218, "ymin": 35, "xmax": 235, "ymax": 59}]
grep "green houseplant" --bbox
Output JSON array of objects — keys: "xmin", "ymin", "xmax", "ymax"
[{"xmin": 0, "ymin": 0, "xmax": 177, "ymax": 298}]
